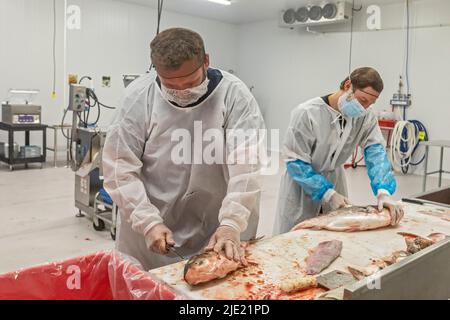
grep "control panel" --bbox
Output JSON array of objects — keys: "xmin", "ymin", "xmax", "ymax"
[
  {"xmin": 13, "ymin": 114, "xmax": 41, "ymax": 124},
  {"xmin": 69, "ymin": 84, "xmax": 87, "ymax": 112}
]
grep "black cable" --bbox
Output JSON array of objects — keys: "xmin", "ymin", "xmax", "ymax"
[
  {"xmin": 74, "ymin": 87, "xmax": 115, "ymax": 128},
  {"xmin": 79, "ymin": 76, "xmax": 92, "ymax": 85},
  {"xmin": 78, "ymin": 112, "xmax": 86, "ymax": 127},
  {"xmin": 69, "ymin": 131, "xmax": 74, "ymax": 163},
  {"xmin": 52, "ymin": 0, "xmax": 57, "ymax": 97},
  {"xmin": 86, "ymin": 101, "xmax": 91, "ymax": 125},
  {"xmin": 98, "ymin": 102, "xmax": 116, "ymax": 109},
  {"xmin": 87, "ymin": 88, "xmax": 116, "ymax": 110},
  {"xmin": 61, "ymin": 107, "xmax": 70, "ymax": 139},
  {"xmin": 62, "ymin": 77, "xmax": 115, "ymax": 160},
  {"xmin": 63, "ymin": 76, "xmax": 114, "ymax": 165},
  {"xmin": 95, "ymin": 103, "xmax": 101, "ymax": 125},
  {"xmin": 157, "ymin": 0, "xmax": 164, "ymax": 34},
  {"xmin": 348, "ymin": 0, "xmax": 356, "ymax": 75},
  {"xmin": 89, "ymin": 93, "xmax": 101, "ymax": 125}
]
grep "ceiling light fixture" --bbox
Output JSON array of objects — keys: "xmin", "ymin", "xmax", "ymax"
[{"xmin": 207, "ymin": 0, "xmax": 231, "ymax": 5}]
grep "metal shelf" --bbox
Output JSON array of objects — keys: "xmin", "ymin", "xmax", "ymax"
[{"xmin": 0, "ymin": 122, "xmax": 47, "ymax": 170}]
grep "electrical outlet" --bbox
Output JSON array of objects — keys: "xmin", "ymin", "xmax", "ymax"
[{"xmin": 102, "ymin": 76, "xmax": 111, "ymax": 87}]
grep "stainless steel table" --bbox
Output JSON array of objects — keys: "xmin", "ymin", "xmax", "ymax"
[
  {"xmin": 46, "ymin": 124, "xmax": 72, "ymax": 168},
  {"xmin": 422, "ymin": 140, "xmax": 450, "ymax": 191}
]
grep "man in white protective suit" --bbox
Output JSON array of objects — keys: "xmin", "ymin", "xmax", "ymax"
[{"xmin": 102, "ymin": 28, "xmax": 266, "ymax": 270}]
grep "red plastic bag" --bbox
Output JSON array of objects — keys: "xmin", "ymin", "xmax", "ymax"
[{"xmin": 0, "ymin": 251, "xmax": 182, "ymax": 300}]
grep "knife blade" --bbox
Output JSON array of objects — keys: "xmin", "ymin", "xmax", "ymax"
[{"xmin": 167, "ymin": 245, "xmax": 185, "ymax": 260}]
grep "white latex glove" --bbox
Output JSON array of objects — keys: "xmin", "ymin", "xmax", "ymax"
[
  {"xmin": 323, "ymin": 189, "xmax": 351, "ymax": 211},
  {"xmin": 144, "ymin": 223, "xmax": 175, "ymax": 255},
  {"xmin": 377, "ymin": 193, "xmax": 404, "ymax": 226},
  {"xmin": 205, "ymin": 225, "xmax": 247, "ymax": 266}
]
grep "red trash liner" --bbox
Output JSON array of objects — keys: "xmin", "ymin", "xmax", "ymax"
[{"xmin": 0, "ymin": 251, "xmax": 181, "ymax": 300}]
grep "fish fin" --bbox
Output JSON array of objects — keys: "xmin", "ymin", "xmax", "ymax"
[
  {"xmin": 371, "ymin": 258, "xmax": 387, "ymax": 269},
  {"xmin": 347, "ymin": 266, "xmax": 365, "ymax": 281},
  {"xmin": 291, "ymin": 223, "xmax": 308, "ymax": 231},
  {"xmin": 397, "ymin": 232, "xmax": 420, "ymax": 239}
]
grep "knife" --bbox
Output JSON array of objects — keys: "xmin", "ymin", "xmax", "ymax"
[
  {"xmin": 401, "ymin": 198, "xmax": 425, "ymax": 205},
  {"xmin": 167, "ymin": 245, "xmax": 185, "ymax": 260}
]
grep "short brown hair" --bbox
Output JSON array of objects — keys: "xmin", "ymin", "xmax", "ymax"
[
  {"xmin": 340, "ymin": 67, "xmax": 384, "ymax": 93},
  {"xmin": 150, "ymin": 28, "xmax": 206, "ymax": 70}
]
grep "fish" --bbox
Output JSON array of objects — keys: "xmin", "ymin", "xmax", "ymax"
[
  {"xmin": 292, "ymin": 206, "xmax": 392, "ymax": 232},
  {"xmin": 347, "ymin": 256, "xmax": 391, "ymax": 280},
  {"xmin": 184, "ymin": 251, "xmax": 242, "ymax": 286},
  {"xmin": 398, "ymin": 232, "xmax": 448, "ymax": 254},
  {"xmin": 347, "ymin": 263, "xmax": 384, "ymax": 280},
  {"xmin": 380, "ymin": 250, "xmax": 410, "ymax": 266},
  {"xmin": 280, "ymin": 275, "xmax": 318, "ymax": 293},
  {"xmin": 347, "ymin": 232, "xmax": 448, "ymax": 280},
  {"xmin": 305, "ymin": 240, "xmax": 343, "ymax": 275},
  {"xmin": 183, "ymin": 237, "xmax": 263, "ymax": 286},
  {"xmin": 347, "ymin": 264, "xmax": 382, "ymax": 281}
]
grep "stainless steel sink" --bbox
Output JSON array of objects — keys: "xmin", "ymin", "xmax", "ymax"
[{"xmin": 403, "ymin": 186, "xmax": 450, "ymax": 208}]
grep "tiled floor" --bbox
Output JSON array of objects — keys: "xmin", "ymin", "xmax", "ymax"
[{"xmin": 0, "ymin": 159, "xmax": 448, "ymax": 273}]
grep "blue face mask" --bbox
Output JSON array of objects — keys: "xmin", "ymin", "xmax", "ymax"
[{"xmin": 338, "ymin": 91, "xmax": 366, "ymax": 118}]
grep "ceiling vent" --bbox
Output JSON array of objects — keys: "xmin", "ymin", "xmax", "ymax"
[{"xmin": 280, "ymin": 1, "xmax": 352, "ymax": 28}]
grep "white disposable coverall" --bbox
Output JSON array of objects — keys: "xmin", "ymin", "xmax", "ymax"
[
  {"xmin": 274, "ymin": 97, "xmax": 386, "ymax": 235},
  {"xmin": 103, "ymin": 70, "xmax": 265, "ymax": 270}
]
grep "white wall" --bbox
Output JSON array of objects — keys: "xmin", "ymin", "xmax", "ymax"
[
  {"xmin": 0, "ymin": 0, "xmax": 238, "ymax": 155},
  {"xmin": 236, "ymin": 0, "xmax": 450, "ymax": 178},
  {"xmin": 2, "ymin": 0, "xmax": 449, "ymax": 179},
  {"xmin": 66, "ymin": 0, "xmax": 239, "ymax": 127},
  {"xmin": 0, "ymin": 0, "xmax": 66, "ymax": 152}
]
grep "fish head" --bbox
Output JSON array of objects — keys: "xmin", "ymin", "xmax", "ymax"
[
  {"xmin": 183, "ymin": 250, "xmax": 242, "ymax": 286},
  {"xmin": 183, "ymin": 251, "xmax": 218, "ymax": 279},
  {"xmin": 398, "ymin": 232, "xmax": 434, "ymax": 253}
]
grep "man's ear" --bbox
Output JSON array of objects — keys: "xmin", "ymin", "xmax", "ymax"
[{"xmin": 204, "ymin": 53, "xmax": 210, "ymax": 69}]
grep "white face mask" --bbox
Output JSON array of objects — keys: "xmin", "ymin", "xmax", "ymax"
[{"xmin": 161, "ymin": 76, "xmax": 210, "ymax": 107}]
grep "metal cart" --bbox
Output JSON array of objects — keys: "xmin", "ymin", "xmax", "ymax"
[
  {"xmin": 93, "ymin": 189, "xmax": 118, "ymax": 240},
  {"xmin": 0, "ymin": 122, "xmax": 47, "ymax": 170}
]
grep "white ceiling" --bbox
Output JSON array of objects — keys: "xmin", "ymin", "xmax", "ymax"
[{"xmin": 119, "ymin": 0, "xmax": 406, "ymax": 24}]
